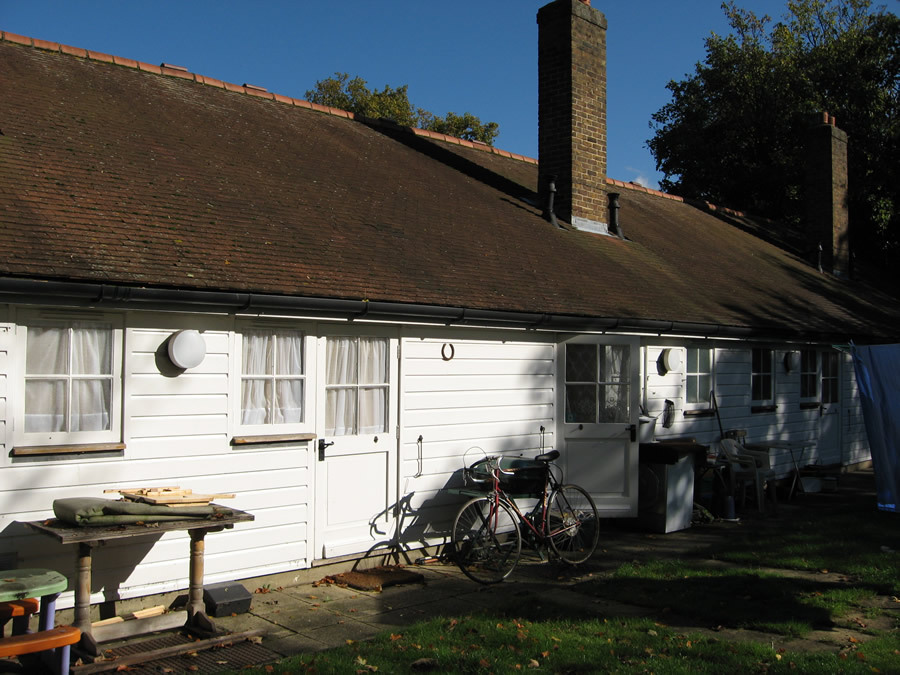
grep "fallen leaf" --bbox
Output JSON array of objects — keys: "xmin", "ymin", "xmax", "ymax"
[{"xmin": 528, "ymin": 659, "xmax": 540, "ymax": 669}]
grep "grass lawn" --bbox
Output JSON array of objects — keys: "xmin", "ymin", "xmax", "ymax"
[{"xmin": 233, "ymin": 486, "xmax": 900, "ymax": 674}]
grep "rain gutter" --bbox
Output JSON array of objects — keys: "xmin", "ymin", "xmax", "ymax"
[{"xmin": 0, "ymin": 276, "xmax": 841, "ymax": 341}]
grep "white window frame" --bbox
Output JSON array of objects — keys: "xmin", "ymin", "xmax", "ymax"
[
  {"xmin": 15, "ymin": 312, "xmax": 124, "ymax": 448},
  {"xmin": 234, "ymin": 324, "xmax": 315, "ymax": 437},
  {"xmin": 683, "ymin": 346, "xmax": 714, "ymax": 410},
  {"xmin": 751, "ymin": 347, "xmax": 775, "ymax": 408},
  {"xmin": 800, "ymin": 349, "xmax": 819, "ymax": 403},
  {"xmin": 821, "ymin": 351, "xmax": 840, "ymax": 405}
]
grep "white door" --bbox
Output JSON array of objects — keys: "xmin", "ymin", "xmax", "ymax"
[
  {"xmin": 818, "ymin": 350, "xmax": 841, "ymax": 464},
  {"xmin": 558, "ymin": 336, "xmax": 640, "ymax": 516},
  {"xmin": 314, "ymin": 330, "xmax": 398, "ymax": 559}
]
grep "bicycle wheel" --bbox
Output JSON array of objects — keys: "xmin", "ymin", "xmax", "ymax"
[
  {"xmin": 452, "ymin": 496, "xmax": 522, "ymax": 584},
  {"xmin": 547, "ymin": 484, "xmax": 599, "ymax": 564}
]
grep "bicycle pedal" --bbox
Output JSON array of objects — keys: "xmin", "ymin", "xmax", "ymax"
[{"xmin": 538, "ymin": 548, "xmax": 549, "ymax": 562}]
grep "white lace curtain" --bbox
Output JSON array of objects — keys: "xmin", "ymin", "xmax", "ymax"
[
  {"xmin": 25, "ymin": 324, "xmax": 112, "ymax": 433},
  {"xmin": 326, "ymin": 337, "xmax": 387, "ymax": 436},
  {"xmin": 241, "ymin": 330, "xmax": 304, "ymax": 425},
  {"xmin": 600, "ymin": 345, "xmax": 630, "ymax": 423}
]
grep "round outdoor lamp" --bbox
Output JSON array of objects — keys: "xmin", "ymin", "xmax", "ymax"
[{"xmin": 168, "ymin": 329, "xmax": 207, "ymax": 369}]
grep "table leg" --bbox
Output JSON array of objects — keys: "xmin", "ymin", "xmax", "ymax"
[
  {"xmin": 186, "ymin": 529, "xmax": 216, "ymax": 635},
  {"xmin": 37, "ymin": 593, "xmax": 59, "ymax": 632},
  {"xmin": 75, "ymin": 542, "xmax": 99, "ymax": 656}
]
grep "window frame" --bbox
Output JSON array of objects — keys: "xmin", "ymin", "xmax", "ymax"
[
  {"xmin": 821, "ymin": 351, "xmax": 840, "ymax": 405},
  {"xmin": 683, "ymin": 346, "xmax": 714, "ymax": 411},
  {"xmin": 800, "ymin": 348, "xmax": 819, "ymax": 403},
  {"xmin": 324, "ymin": 335, "xmax": 390, "ymax": 437},
  {"xmin": 14, "ymin": 312, "xmax": 124, "ymax": 449},
  {"xmin": 234, "ymin": 324, "xmax": 315, "ymax": 438},
  {"xmin": 751, "ymin": 347, "xmax": 775, "ymax": 409}
]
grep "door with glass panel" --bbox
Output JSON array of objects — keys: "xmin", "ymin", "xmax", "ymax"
[
  {"xmin": 818, "ymin": 350, "xmax": 842, "ymax": 464},
  {"xmin": 558, "ymin": 336, "xmax": 640, "ymax": 516},
  {"xmin": 314, "ymin": 331, "xmax": 398, "ymax": 559}
]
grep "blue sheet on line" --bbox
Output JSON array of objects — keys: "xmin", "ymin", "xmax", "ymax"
[{"xmin": 851, "ymin": 344, "xmax": 900, "ymax": 513}]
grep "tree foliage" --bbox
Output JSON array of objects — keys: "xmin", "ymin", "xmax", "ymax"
[
  {"xmin": 306, "ymin": 73, "xmax": 500, "ymax": 145},
  {"xmin": 648, "ymin": 0, "xmax": 899, "ymax": 285}
]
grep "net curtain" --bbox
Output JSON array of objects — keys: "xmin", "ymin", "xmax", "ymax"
[
  {"xmin": 25, "ymin": 324, "xmax": 112, "ymax": 433},
  {"xmin": 326, "ymin": 337, "xmax": 388, "ymax": 436}
]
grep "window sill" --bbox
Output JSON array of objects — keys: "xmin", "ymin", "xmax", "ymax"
[
  {"xmin": 12, "ymin": 442, "xmax": 126, "ymax": 457},
  {"xmin": 799, "ymin": 401, "xmax": 821, "ymax": 410},
  {"xmin": 232, "ymin": 433, "xmax": 317, "ymax": 446},
  {"xmin": 751, "ymin": 405, "xmax": 777, "ymax": 414},
  {"xmin": 683, "ymin": 409, "xmax": 715, "ymax": 418}
]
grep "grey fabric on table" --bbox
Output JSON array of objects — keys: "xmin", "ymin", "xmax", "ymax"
[{"xmin": 53, "ymin": 497, "xmax": 233, "ymax": 526}]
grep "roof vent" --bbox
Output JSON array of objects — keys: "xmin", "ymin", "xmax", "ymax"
[
  {"xmin": 243, "ymin": 83, "xmax": 268, "ymax": 92},
  {"xmin": 160, "ymin": 63, "xmax": 188, "ymax": 72}
]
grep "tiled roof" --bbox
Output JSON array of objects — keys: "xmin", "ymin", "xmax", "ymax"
[{"xmin": 1, "ymin": 34, "xmax": 898, "ymax": 341}]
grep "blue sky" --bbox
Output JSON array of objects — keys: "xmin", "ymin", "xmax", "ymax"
[{"xmin": 2, "ymin": 0, "xmax": 795, "ymax": 189}]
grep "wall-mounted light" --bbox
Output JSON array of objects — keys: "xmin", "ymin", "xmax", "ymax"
[
  {"xmin": 784, "ymin": 351, "xmax": 800, "ymax": 372},
  {"xmin": 658, "ymin": 348, "xmax": 682, "ymax": 374},
  {"xmin": 168, "ymin": 329, "xmax": 207, "ymax": 369}
]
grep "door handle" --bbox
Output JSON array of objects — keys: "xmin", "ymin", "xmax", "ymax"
[
  {"xmin": 627, "ymin": 424, "xmax": 637, "ymax": 442},
  {"xmin": 318, "ymin": 438, "xmax": 334, "ymax": 461}
]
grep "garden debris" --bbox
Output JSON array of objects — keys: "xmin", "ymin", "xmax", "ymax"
[{"xmin": 315, "ymin": 565, "xmax": 425, "ymax": 592}]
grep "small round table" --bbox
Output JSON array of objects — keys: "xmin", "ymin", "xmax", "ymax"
[{"xmin": 0, "ymin": 568, "xmax": 68, "ymax": 633}]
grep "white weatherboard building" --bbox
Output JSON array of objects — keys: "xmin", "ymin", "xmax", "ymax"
[{"xmin": 1, "ymin": 0, "xmax": 897, "ymax": 611}]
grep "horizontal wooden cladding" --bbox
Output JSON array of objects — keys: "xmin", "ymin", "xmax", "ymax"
[
  {"xmin": 403, "ymin": 388, "xmax": 552, "ymax": 411},
  {"xmin": 1, "ymin": 447, "xmax": 306, "ymax": 492},
  {"xmin": 404, "ymin": 373, "xmax": 555, "ymax": 393},
  {"xmin": 11, "ymin": 442, "xmax": 125, "ymax": 456},
  {"xmin": 403, "ymin": 339, "xmax": 554, "ymax": 361}
]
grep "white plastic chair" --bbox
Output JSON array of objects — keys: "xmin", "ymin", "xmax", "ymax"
[{"xmin": 719, "ymin": 439, "xmax": 777, "ymax": 513}]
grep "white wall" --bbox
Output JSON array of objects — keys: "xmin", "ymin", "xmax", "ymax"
[
  {"xmin": 397, "ymin": 331, "xmax": 556, "ymax": 548},
  {"xmin": 0, "ymin": 311, "xmax": 312, "ymax": 608},
  {"xmin": 643, "ymin": 342, "xmax": 870, "ymax": 477}
]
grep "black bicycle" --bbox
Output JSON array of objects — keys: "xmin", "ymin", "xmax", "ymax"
[{"xmin": 450, "ymin": 450, "xmax": 599, "ymax": 584}]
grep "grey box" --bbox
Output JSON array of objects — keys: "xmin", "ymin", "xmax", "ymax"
[{"xmin": 203, "ymin": 581, "xmax": 252, "ymax": 617}]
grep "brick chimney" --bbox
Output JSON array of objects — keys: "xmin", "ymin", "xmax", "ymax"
[
  {"xmin": 537, "ymin": 0, "xmax": 609, "ymax": 234},
  {"xmin": 805, "ymin": 112, "xmax": 849, "ymax": 277}
]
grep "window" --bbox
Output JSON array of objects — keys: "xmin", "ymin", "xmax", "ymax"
[
  {"xmin": 240, "ymin": 329, "xmax": 307, "ymax": 428},
  {"xmin": 18, "ymin": 318, "xmax": 123, "ymax": 448},
  {"xmin": 325, "ymin": 336, "xmax": 389, "ymax": 436},
  {"xmin": 822, "ymin": 351, "xmax": 839, "ymax": 405},
  {"xmin": 800, "ymin": 349, "xmax": 818, "ymax": 401},
  {"xmin": 751, "ymin": 348, "xmax": 774, "ymax": 407},
  {"xmin": 565, "ymin": 343, "xmax": 630, "ymax": 423},
  {"xmin": 685, "ymin": 347, "xmax": 713, "ymax": 408}
]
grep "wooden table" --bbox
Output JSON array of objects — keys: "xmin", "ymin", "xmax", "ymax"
[
  {"xmin": 24, "ymin": 508, "xmax": 253, "ymax": 657},
  {"xmin": 0, "ymin": 568, "xmax": 68, "ymax": 633}
]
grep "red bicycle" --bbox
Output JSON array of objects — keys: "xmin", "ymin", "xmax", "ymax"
[{"xmin": 451, "ymin": 450, "xmax": 599, "ymax": 584}]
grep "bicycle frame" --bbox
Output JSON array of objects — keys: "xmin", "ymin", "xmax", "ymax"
[
  {"xmin": 480, "ymin": 459, "xmax": 564, "ymax": 546},
  {"xmin": 452, "ymin": 452, "xmax": 599, "ymax": 583}
]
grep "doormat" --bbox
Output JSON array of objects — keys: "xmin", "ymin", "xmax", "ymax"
[
  {"xmin": 71, "ymin": 632, "xmax": 278, "ymax": 674},
  {"xmin": 316, "ymin": 565, "xmax": 425, "ymax": 592}
]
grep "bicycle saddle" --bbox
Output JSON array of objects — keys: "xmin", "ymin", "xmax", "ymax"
[{"xmin": 534, "ymin": 450, "xmax": 559, "ymax": 463}]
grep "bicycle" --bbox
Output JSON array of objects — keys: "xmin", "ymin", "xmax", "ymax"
[{"xmin": 450, "ymin": 450, "xmax": 600, "ymax": 584}]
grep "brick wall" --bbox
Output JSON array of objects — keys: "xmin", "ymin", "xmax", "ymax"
[
  {"xmin": 805, "ymin": 115, "xmax": 849, "ymax": 277},
  {"xmin": 537, "ymin": 0, "xmax": 608, "ymax": 232}
]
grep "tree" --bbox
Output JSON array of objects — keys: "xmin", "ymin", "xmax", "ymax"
[
  {"xmin": 648, "ymin": 0, "xmax": 899, "ymax": 287},
  {"xmin": 306, "ymin": 73, "xmax": 499, "ymax": 145}
]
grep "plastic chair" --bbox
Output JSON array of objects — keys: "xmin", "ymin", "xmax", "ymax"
[{"xmin": 719, "ymin": 439, "xmax": 777, "ymax": 512}]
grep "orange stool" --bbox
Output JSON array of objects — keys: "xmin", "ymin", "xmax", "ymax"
[{"xmin": 0, "ymin": 598, "xmax": 40, "ymax": 637}]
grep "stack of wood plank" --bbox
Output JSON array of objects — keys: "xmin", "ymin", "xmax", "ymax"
[{"xmin": 103, "ymin": 486, "xmax": 235, "ymax": 508}]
